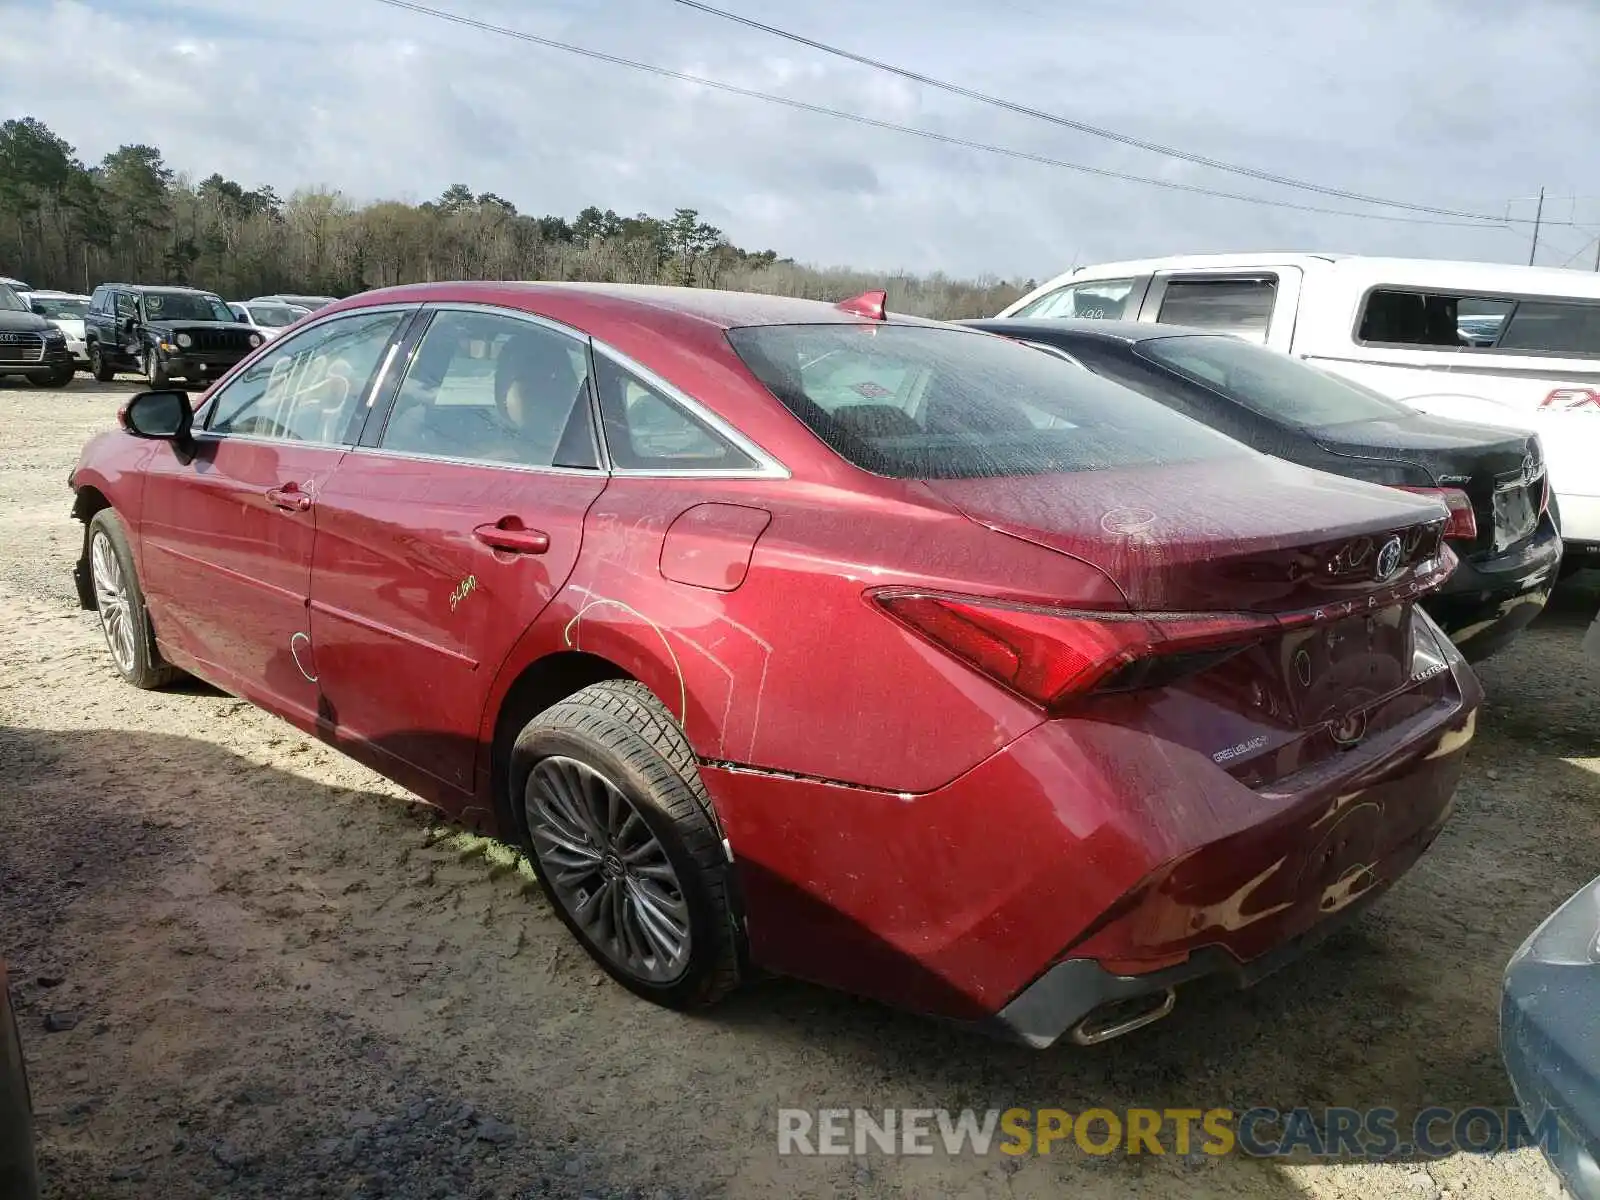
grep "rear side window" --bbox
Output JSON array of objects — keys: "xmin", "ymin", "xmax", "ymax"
[
  {"xmin": 1496, "ymin": 300, "xmax": 1600, "ymax": 355},
  {"xmin": 1357, "ymin": 287, "xmax": 1600, "ymax": 357},
  {"xmin": 1014, "ymin": 278, "xmax": 1137, "ymax": 319},
  {"xmin": 1136, "ymin": 334, "xmax": 1414, "ymax": 429},
  {"xmin": 725, "ymin": 323, "xmax": 1247, "ymax": 479},
  {"xmin": 592, "ymin": 353, "xmax": 756, "ymax": 471},
  {"xmin": 1156, "ymin": 278, "xmax": 1277, "ymax": 340}
]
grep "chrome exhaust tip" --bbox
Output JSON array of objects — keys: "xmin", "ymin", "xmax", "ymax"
[{"xmin": 1068, "ymin": 988, "xmax": 1176, "ymax": 1046}]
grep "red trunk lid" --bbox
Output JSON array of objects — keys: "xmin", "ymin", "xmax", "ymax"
[{"xmin": 922, "ymin": 457, "xmax": 1451, "ymax": 615}]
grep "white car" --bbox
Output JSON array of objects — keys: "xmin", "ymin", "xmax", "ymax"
[
  {"xmin": 248, "ymin": 293, "xmax": 336, "ymax": 312},
  {"xmin": 19, "ymin": 290, "xmax": 90, "ymax": 367},
  {"xmin": 1002, "ymin": 253, "xmax": 1600, "ymax": 573},
  {"xmin": 227, "ymin": 301, "xmax": 304, "ymax": 341}
]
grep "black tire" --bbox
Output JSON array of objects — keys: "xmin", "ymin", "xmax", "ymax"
[
  {"xmin": 510, "ymin": 680, "xmax": 740, "ymax": 1009},
  {"xmin": 0, "ymin": 982, "xmax": 39, "ymax": 1200},
  {"xmin": 144, "ymin": 349, "xmax": 168, "ymax": 388},
  {"xmin": 89, "ymin": 342, "xmax": 114, "ymax": 382},
  {"xmin": 86, "ymin": 510, "xmax": 181, "ymax": 689}
]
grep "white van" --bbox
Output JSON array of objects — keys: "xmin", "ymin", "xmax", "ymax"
[{"xmin": 1000, "ymin": 253, "xmax": 1600, "ymax": 571}]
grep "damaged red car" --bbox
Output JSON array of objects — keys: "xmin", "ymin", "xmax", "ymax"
[{"xmin": 67, "ymin": 282, "xmax": 1481, "ymax": 1047}]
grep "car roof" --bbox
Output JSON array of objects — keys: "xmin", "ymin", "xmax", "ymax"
[
  {"xmin": 101, "ymin": 283, "xmax": 217, "ymax": 294},
  {"xmin": 23, "ymin": 289, "xmax": 89, "ymax": 300},
  {"xmin": 1035, "ymin": 252, "xmax": 1600, "ymax": 298},
  {"xmin": 333, "ymin": 280, "xmax": 947, "ymax": 332}
]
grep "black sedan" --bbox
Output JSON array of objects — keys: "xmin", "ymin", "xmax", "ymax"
[
  {"xmin": 1502, "ymin": 875, "xmax": 1600, "ymax": 1200},
  {"xmin": 966, "ymin": 318, "xmax": 1563, "ymax": 661}
]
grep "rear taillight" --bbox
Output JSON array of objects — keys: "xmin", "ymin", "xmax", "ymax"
[
  {"xmin": 1541, "ymin": 387, "xmax": 1600, "ymax": 410},
  {"xmin": 871, "ymin": 592, "xmax": 1277, "ymax": 710},
  {"xmin": 1393, "ymin": 486, "xmax": 1478, "ymax": 541}
]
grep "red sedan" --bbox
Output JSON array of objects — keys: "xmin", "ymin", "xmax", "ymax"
[{"xmin": 68, "ymin": 282, "xmax": 1481, "ymax": 1046}]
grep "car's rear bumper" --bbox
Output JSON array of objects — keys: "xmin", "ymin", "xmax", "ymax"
[
  {"xmin": 709, "ymin": 646, "xmax": 1481, "ymax": 1039},
  {"xmin": 1423, "ymin": 514, "xmax": 1562, "ymax": 661}
]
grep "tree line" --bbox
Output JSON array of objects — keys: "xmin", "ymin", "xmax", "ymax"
[{"xmin": 0, "ymin": 116, "xmax": 1029, "ymax": 319}]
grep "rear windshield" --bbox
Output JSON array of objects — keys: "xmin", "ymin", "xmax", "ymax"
[
  {"xmin": 725, "ymin": 324, "xmax": 1248, "ymax": 479},
  {"xmin": 1135, "ymin": 333, "xmax": 1414, "ymax": 428}
]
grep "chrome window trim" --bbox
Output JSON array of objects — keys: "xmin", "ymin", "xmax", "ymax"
[
  {"xmin": 200, "ymin": 302, "xmax": 423, "ymax": 440},
  {"xmin": 339, "ymin": 443, "xmax": 603, "ymax": 477},
  {"xmin": 589, "ymin": 341, "xmax": 790, "ymax": 479}
]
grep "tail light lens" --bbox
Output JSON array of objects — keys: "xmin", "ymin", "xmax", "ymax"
[
  {"xmin": 871, "ymin": 592, "xmax": 1278, "ymax": 710},
  {"xmin": 1541, "ymin": 387, "xmax": 1600, "ymax": 410},
  {"xmin": 1392, "ymin": 486, "xmax": 1478, "ymax": 541}
]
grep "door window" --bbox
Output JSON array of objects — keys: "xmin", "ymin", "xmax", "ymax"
[
  {"xmin": 1156, "ymin": 277, "xmax": 1278, "ymax": 339},
  {"xmin": 114, "ymin": 292, "xmax": 139, "ymax": 321},
  {"xmin": 593, "ymin": 352, "xmax": 757, "ymax": 471},
  {"xmin": 377, "ymin": 310, "xmax": 599, "ymax": 469},
  {"xmin": 1014, "ymin": 278, "xmax": 1138, "ymax": 319},
  {"xmin": 206, "ymin": 309, "xmax": 407, "ymax": 445}
]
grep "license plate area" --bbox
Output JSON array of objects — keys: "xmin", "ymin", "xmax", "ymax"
[
  {"xmin": 1279, "ymin": 605, "xmax": 1412, "ymax": 728},
  {"xmin": 1492, "ymin": 483, "xmax": 1538, "ymax": 551}
]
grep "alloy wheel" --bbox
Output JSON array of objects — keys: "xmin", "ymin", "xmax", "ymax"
[
  {"xmin": 90, "ymin": 530, "xmax": 137, "ymax": 675},
  {"xmin": 523, "ymin": 755, "xmax": 691, "ymax": 984}
]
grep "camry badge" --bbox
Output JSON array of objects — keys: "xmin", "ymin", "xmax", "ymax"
[{"xmin": 1374, "ymin": 536, "xmax": 1404, "ymax": 582}]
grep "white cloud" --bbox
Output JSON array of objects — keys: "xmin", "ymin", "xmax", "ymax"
[{"xmin": 4, "ymin": 0, "xmax": 1598, "ymax": 278}]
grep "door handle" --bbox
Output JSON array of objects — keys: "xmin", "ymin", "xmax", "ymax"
[
  {"xmin": 473, "ymin": 520, "xmax": 550, "ymax": 555},
  {"xmin": 267, "ymin": 485, "xmax": 312, "ymax": 512}
]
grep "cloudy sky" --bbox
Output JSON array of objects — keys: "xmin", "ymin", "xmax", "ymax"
[{"xmin": 5, "ymin": 0, "xmax": 1600, "ymax": 279}]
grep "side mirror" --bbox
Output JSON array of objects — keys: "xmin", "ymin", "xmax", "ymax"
[
  {"xmin": 120, "ymin": 390, "xmax": 194, "ymax": 445},
  {"xmin": 122, "ymin": 316, "xmax": 138, "ymax": 334}
]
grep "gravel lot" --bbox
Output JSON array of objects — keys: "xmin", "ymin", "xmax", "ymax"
[{"xmin": 0, "ymin": 377, "xmax": 1595, "ymax": 1199}]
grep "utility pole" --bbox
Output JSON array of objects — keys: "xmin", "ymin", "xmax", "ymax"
[
  {"xmin": 1593, "ymin": 236, "xmax": 1599, "ymax": 272},
  {"xmin": 1528, "ymin": 186, "xmax": 1546, "ymax": 266}
]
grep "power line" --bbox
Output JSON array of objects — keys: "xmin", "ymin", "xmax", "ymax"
[
  {"xmin": 667, "ymin": 0, "xmax": 1506, "ymax": 223},
  {"xmin": 367, "ymin": 0, "xmax": 1510, "ymax": 229}
]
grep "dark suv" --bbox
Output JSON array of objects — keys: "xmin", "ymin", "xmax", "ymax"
[
  {"xmin": 0, "ymin": 281, "xmax": 74, "ymax": 388},
  {"xmin": 84, "ymin": 284, "xmax": 264, "ymax": 386}
]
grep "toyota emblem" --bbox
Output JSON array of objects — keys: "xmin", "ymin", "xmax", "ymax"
[{"xmin": 1374, "ymin": 536, "xmax": 1404, "ymax": 581}]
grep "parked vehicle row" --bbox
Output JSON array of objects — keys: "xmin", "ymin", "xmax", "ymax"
[
  {"xmin": 1001, "ymin": 253, "xmax": 1600, "ymax": 576},
  {"xmin": 0, "ymin": 278, "xmax": 332, "ymax": 388}
]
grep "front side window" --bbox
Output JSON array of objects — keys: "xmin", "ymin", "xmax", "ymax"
[
  {"xmin": 1015, "ymin": 278, "xmax": 1138, "ymax": 320},
  {"xmin": 593, "ymin": 353, "xmax": 756, "ymax": 471},
  {"xmin": 206, "ymin": 309, "xmax": 406, "ymax": 444},
  {"xmin": 1156, "ymin": 277, "xmax": 1278, "ymax": 340},
  {"xmin": 0, "ymin": 285, "xmax": 25, "ymax": 314},
  {"xmin": 1136, "ymin": 334, "xmax": 1414, "ymax": 429},
  {"xmin": 114, "ymin": 292, "xmax": 139, "ymax": 320},
  {"xmin": 726, "ymin": 323, "xmax": 1246, "ymax": 479},
  {"xmin": 379, "ymin": 310, "xmax": 598, "ymax": 470}
]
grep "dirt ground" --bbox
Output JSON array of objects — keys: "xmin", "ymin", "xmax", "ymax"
[{"xmin": 0, "ymin": 378, "xmax": 1595, "ymax": 1200}]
